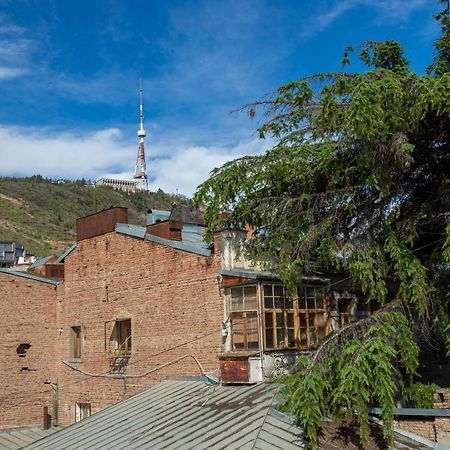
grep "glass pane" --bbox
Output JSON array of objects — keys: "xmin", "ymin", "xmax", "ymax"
[
  {"xmin": 306, "ymin": 297, "xmax": 316, "ymax": 309},
  {"xmin": 264, "ymin": 285, "xmax": 273, "ymax": 297},
  {"xmin": 277, "ymin": 327, "xmax": 286, "ymax": 347},
  {"xmin": 274, "ymin": 296, "xmax": 284, "ymax": 308},
  {"xmin": 309, "ymin": 328, "xmax": 316, "ymax": 345},
  {"xmin": 316, "ymin": 292, "xmax": 324, "ymax": 309},
  {"xmin": 288, "ymin": 328, "xmax": 295, "ymax": 347},
  {"xmin": 264, "ymin": 294, "xmax": 273, "ymax": 309},
  {"xmin": 274, "ymin": 285, "xmax": 284, "ymax": 297},
  {"xmin": 247, "ymin": 313, "xmax": 259, "ymax": 349},
  {"xmin": 265, "ymin": 327, "xmax": 274, "ymax": 348},
  {"xmin": 231, "ymin": 287, "xmax": 243, "ymax": 311},
  {"xmin": 299, "ymin": 313, "xmax": 307, "ymax": 328},
  {"xmin": 244, "ymin": 285, "xmax": 257, "ymax": 310},
  {"xmin": 299, "ymin": 296, "xmax": 306, "ymax": 309},
  {"xmin": 300, "ymin": 330, "xmax": 307, "ymax": 346},
  {"xmin": 276, "ymin": 312, "xmax": 285, "ymax": 327},
  {"xmin": 232, "ymin": 313, "xmax": 244, "ymax": 350}
]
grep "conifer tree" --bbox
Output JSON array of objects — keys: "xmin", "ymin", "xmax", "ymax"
[{"xmin": 195, "ymin": 2, "xmax": 450, "ymax": 447}]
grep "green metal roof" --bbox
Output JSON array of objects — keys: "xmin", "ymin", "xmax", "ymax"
[
  {"xmin": 25, "ymin": 378, "xmax": 306, "ymax": 449},
  {"xmin": 0, "ymin": 268, "xmax": 62, "ymax": 285},
  {"xmin": 0, "ymin": 426, "xmax": 57, "ymax": 449}
]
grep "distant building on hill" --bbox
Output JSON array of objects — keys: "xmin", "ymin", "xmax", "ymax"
[
  {"xmin": 0, "ymin": 241, "xmax": 36, "ymax": 269},
  {"xmin": 95, "ymin": 177, "xmax": 138, "ymax": 193}
]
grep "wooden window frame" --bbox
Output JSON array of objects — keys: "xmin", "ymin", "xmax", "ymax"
[
  {"xmin": 111, "ymin": 318, "xmax": 132, "ymax": 357},
  {"xmin": 263, "ymin": 283, "xmax": 328, "ymax": 351},
  {"xmin": 69, "ymin": 325, "xmax": 83, "ymax": 362},
  {"xmin": 226, "ymin": 284, "xmax": 260, "ymax": 351}
]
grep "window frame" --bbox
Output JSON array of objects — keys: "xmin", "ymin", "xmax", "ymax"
[
  {"xmin": 75, "ymin": 402, "xmax": 91, "ymax": 422},
  {"xmin": 262, "ymin": 283, "xmax": 328, "ymax": 351},
  {"xmin": 69, "ymin": 324, "xmax": 83, "ymax": 362},
  {"xmin": 111, "ymin": 318, "xmax": 132, "ymax": 357},
  {"xmin": 226, "ymin": 283, "xmax": 260, "ymax": 351}
]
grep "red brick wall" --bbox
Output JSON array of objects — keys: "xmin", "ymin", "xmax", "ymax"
[
  {"xmin": 56, "ymin": 231, "xmax": 222, "ymax": 425},
  {"xmin": 0, "ymin": 272, "xmax": 58, "ymax": 429}
]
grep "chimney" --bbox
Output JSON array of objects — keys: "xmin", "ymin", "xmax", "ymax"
[
  {"xmin": 76, "ymin": 207, "xmax": 128, "ymax": 241},
  {"xmin": 146, "ymin": 220, "xmax": 182, "ymax": 241}
]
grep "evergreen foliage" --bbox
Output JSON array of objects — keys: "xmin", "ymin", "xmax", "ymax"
[{"xmin": 195, "ymin": 2, "xmax": 449, "ymax": 447}]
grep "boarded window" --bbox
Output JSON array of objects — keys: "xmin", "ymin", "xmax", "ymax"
[
  {"xmin": 75, "ymin": 403, "xmax": 91, "ymax": 422},
  {"xmin": 264, "ymin": 284, "xmax": 328, "ymax": 350},
  {"xmin": 226, "ymin": 285, "xmax": 259, "ymax": 351},
  {"xmin": 70, "ymin": 326, "xmax": 82, "ymax": 360},
  {"xmin": 110, "ymin": 319, "xmax": 132, "ymax": 356}
]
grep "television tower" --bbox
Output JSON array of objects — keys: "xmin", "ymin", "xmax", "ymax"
[{"xmin": 134, "ymin": 80, "xmax": 148, "ymax": 191}]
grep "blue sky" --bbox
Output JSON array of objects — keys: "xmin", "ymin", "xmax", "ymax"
[{"xmin": 0, "ymin": 0, "xmax": 440, "ymax": 195}]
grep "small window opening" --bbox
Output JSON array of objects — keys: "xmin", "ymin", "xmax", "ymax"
[
  {"xmin": 75, "ymin": 403, "xmax": 91, "ymax": 422},
  {"xmin": 110, "ymin": 319, "xmax": 132, "ymax": 356},
  {"xmin": 70, "ymin": 326, "xmax": 83, "ymax": 360},
  {"xmin": 17, "ymin": 343, "xmax": 31, "ymax": 357}
]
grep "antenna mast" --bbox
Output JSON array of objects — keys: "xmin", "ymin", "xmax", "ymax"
[{"xmin": 134, "ymin": 80, "xmax": 148, "ymax": 191}]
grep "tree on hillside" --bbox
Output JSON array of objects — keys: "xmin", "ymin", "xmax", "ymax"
[{"xmin": 195, "ymin": 2, "xmax": 450, "ymax": 448}]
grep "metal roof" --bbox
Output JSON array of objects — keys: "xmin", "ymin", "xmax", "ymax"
[
  {"xmin": 0, "ymin": 268, "xmax": 62, "ymax": 285},
  {"xmin": 28, "ymin": 255, "xmax": 53, "ymax": 269},
  {"xmin": 220, "ymin": 269, "xmax": 331, "ymax": 284},
  {"xmin": 24, "ymin": 378, "xmax": 306, "ymax": 450},
  {"xmin": 116, "ymin": 223, "xmax": 212, "ymax": 257},
  {"xmin": 55, "ymin": 243, "xmax": 76, "ymax": 263},
  {"xmin": 0, "ymin": 426, "xmax": 56, "ymax": 449}
]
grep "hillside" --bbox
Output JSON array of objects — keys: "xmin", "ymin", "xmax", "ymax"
[{"xmin": 0, "ymin": 176, "xmax": 190, "ymax": 257}]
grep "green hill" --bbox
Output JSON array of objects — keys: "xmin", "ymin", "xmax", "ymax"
[{"xmin": 0, "ymin": 176, "xmax": 190, "ymax": 257}]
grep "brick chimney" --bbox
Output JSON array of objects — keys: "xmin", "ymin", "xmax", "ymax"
[
  {"xmin": 76, "ymin": 207, "xmax": 128, "ymax": 241},
  {"xmin": 146, "ymin": 220, "xmax": 182, "ymax": 241}
]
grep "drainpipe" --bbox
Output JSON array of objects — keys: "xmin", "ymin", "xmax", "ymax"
[
  {"xmin": 257, "ymin": 282, "xmax": 265, "ymax": 382},
  {"xmin": 44, "ymin": 380, "xmax": 59, "ymax": 427}
]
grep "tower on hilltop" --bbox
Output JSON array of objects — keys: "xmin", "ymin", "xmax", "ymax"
[{"xmin": 134, "ymin": 80, "xmax": 148, "ymax": 191}]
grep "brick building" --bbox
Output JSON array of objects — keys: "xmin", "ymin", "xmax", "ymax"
[
  {"xmin": 0, "ymin": 270, "xmax": 61, "ymax": 429},
  {"xmin": 0, "ymin": 206, "xmax": 415, "ymax": 434}
]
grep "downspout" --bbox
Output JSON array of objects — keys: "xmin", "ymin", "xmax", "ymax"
[{"xmin": 257, "ymin": 281, "xmax": 265, "ymax": 381}]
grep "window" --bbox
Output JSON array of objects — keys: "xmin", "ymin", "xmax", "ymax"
[
  {"xmin": 338, "ymin": 297, "xmax": 353, "ymax": 326},
  {"xmin": 264, "ymin": 284, "xmax": 328, "ymax": 350},
  {"xmin": 70, "ymin": 326, "xmax": 82, "ymax": 360},
  {"xmin": 227, "ymin": 285, "xmax": 259, "ymax": 351},
  {"xmin": 111, "ymin": 318, "xmax": 132, "ymax": 356},
  {"xmin": 75, "ymin": 403, "xmax": 91, "ymax": 422}
]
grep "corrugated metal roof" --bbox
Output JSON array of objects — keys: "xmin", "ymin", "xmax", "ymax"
[
  {"xmin": 24, "ymin": 378, "xmax": 306, "ymax": 450},
  {"xmin": 116, "ymin": 223, "xmax": 212, "ymax": 257},
  {"xmin": 0, "ymin": 426, "xmax": 56, "ymax": 449},
  {"xmin": 28, "ymin": 255, "xmax": 53, "ymax": 269},
  {"xmin": 0, "ymin": 268, "xmax": 62, "ymax": 285}
]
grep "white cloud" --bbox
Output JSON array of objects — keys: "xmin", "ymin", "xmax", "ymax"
[
  {"xmin": 0, "ymin": 124, "xmax": 270, "ymax": 197},
  {"xmin": 0, "ymin": 16, "xmax": 33, "ymax": 80},
  {"xmin": 0, "ymin": 66, "xmax": 26, "ymax": 79},
  {"xmin": 147, "ymin": 138, "xmax": 270, "ymax": 196},
  {"xmin": 303, "ymin": 0, "xmax": 428, "ymax": 37}
]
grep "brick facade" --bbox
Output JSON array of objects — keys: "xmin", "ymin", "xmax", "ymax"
[
  {"xmin": 56, "ymin": 230, "xmax": 222, "ymax": 426},
  {"xmin": 0, "ymin": 272, "xmax": 58, "ymax": 429}
]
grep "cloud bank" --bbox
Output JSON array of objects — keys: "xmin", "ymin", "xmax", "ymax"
[{"xmin": 0, "ymin": 124, "xmax": 269, "ymax": 197}]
